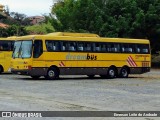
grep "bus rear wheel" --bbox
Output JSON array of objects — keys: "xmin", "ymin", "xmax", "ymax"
[
  {"xmin": 107, "ymin": 67, "xmax": 116, "ymax": 79},
  {"xmin": 119, "ymin": 67, "xmax": 129, "ymax": 78},
  {"xmin": 45, "ymin": 67, "xmax": 59, "ymax": 80}
]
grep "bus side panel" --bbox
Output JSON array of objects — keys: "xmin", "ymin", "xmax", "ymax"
[
  {"xmin": 0, "ymin": 51, "xmax": 12, "ymax": 72},
  {"xmin": 0, "ymin": 52, "xmax": 5, "ymax": 71}
]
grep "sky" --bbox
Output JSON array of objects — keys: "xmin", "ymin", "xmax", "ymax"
[{"xmin": 0, "ymin": 0, "xmax": 58, "ymax": 16}]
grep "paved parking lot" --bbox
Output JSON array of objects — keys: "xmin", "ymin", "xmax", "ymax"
[{"xmin": 0, "ymin": 69, "xmax": 160, "ymax": 119}]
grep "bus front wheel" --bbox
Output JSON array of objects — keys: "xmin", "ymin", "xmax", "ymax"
[{"xmin": 45, "ymin": 67, "xmax": 59, "ymax": 80}]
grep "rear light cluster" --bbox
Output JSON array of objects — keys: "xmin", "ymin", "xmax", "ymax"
[{"xmin": 28, "ymin": 65, "xmax": 32, "ymax": 70}]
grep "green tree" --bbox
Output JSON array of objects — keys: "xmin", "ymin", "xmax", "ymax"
[
  {"xmin": 51, "ymin": 0, "xmax": 160, "ymax": 51},
  {"xmin": 25, "ymin": 22, "xmax": 55, "ymax": 34},
  {"xmin": 0, "ymin": 25, "xmax": 28, "ymax": 37}
]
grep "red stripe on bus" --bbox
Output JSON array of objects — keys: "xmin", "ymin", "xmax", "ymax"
[
  {"xmin": 127, "ymin": 59, "xmax": 133, "ymax": 67},
  {"xmin": 129, "ymin": 56, "xmax": 137, "ymax": 67},
  {"xmin": 128, "ymin": 57, "xmax": 135, "ymax": 67},
  {"xmin": 61, "ymin": 61, "xmax": 65, "ymax": 67}
]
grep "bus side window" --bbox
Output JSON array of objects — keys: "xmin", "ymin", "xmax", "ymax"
[
  {"xmin": 46, "ymin": 41, "xmax": 53, "ymax": 51},
  {"xmin": 96, "ymin": 47, "xmax": 100, "ymax": 51},
  {"xmin": 128, "ymin": 48, "xmax": 132, "ymax": 52},
  {"xmin": 53, "ymin": 44, "xmax": 56, "ymax": 51},
  {"xmin": 121, "ymin": 44, "xmax": 133, "ymax": 53},
  {"xmin": 111, "ymin": 47, "xmax": 117, "ymax": 52},
  {"xmin": 107, "ymin": 44, "xmax": 112, "ymax": 52},
  {"xmin": 53, "ymin": 41, "xmax": 60, "ymax": 51},
  {"xmin": 70, "ymin": 46, "xmax": 75, "ymax": 51},
  {"xmin": 135, "ymin": 44, "xmax": 150, "ymax": 54},
  {"xmin": 122, "ymin": 47, "xmax": 125, "ymax": 52},
  {"xmin": 46, "ymin": 41, "xmax": 60, "ymax": 51},
  {"xmin": 60, "ymin": 42, "xmax": 66, "ymax": 51},
  {"xmin": 135, "ymin": 45, "xmax": 141, "ymax": 53},
  {"xmin": 94, "ymin": 43, "xmax": 101, "ymax": 52},
  {"xmin": 62, "ymin": 46, "xmax": 65, "ymax": 51},
  {"xmin": 67, "ymin": 42, "xmax": 76, "ymax": 51},
  {"xmin": 33, "ymin": 40, "xmax": 43, "ymax": 58},
  {"xmin": 110, "ymin": 43, "xmax": 119, "ymax": 52},
  {"xmin": 142, "ymin": 48, "xmax": 148, "ymax": 53},
  {"xmin": 69, "ymin": 45, "xmax": 75, "ymax": 51},
  {"xmin": 141, "ymin": 44, "xmax": 149, "ymax": 53},
  {"xmin": 101, "ymin": 44, "xmax": 107, "ymax": 52},
  {"xmin": 137, "ymin": 48, "xmax": 140, "ymax": 53},
  {"xmin": 77, "ymin": 42, "xmax": 84, "ymax": 51},
  {"xmin": 114, "ymin": 44, "xmax": 120, "ymax": 52},
  {"xmin": 85, "ymin": 43, "xmax": 92, "ymax": 52}
]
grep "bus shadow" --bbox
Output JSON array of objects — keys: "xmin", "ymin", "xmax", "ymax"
[
  {"xmin": 14, "ymin": 76, "xmax": 142, "ymax": 81},
  {"xmin": 0, "ymin": 73, "xmax": 13, "ymax": 75}
]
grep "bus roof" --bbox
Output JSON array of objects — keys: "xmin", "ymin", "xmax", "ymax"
[
  {"xmin": 0, "ymin": 38, "xmax": 7, "ymax": 40},
  {"xmin": 15, "ymin": 32, "xmax": 150, "ymax": 44},
  {"xmin": 0, "ymin": 37, "xmax": 16, "ymax": 40},
  {"xmin": 47, "ymin": 32, "xmax": 100, "ymax": 37},
  {"xmin": 0, "ymin": 36, "xmax": 18, "ymax": 41}
]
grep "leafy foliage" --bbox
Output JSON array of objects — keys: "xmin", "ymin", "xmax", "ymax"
[
  {"xmin": 51, "ymin": 0, "xmax": 160, "ymax": 52},
  {"xmin": 25, "ymin": 22, "xmax": 55, "ymax": 34},
  {"xmin": 0, "ymin": 25, "xmax": 28, "ymax": 37},
  {"xmin": 0, "ymin": 10, "xmax": 29, "ymax": 37}
]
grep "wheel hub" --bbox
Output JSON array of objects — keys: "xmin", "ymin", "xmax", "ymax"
[
  {"xmin": 109, "ymin": 70, "xmax": 115, "ymax": 77},
  {"xmin": 48, "ymin": 70, "xmax": 55, "ymax": 77}
]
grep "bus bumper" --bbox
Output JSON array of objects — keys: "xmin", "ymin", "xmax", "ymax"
[{"xmin": 129, "ymin": 67, "xmax": 150, "ymax": 74}]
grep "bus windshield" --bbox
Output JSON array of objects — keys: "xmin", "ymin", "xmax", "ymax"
[{"xmin": 12, "ymin": 40, "xmax": 32, "ymax": 58}]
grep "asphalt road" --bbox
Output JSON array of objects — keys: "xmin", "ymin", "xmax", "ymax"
[{"xmin": 0, "ymin": 69, "xmax": 160, "ymax": 119}]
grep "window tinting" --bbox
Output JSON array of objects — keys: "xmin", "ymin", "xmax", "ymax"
[
  {"xmin": 46, "ymin": 41, "xmax": 60, "ymax": 51},
  {"xmin": 45, "ymin": 40, "xmax": 150, "ymax": 54},
  {"xmin": 107, "ymin": 43, "xmax": 120, "ymax": 52},
  {"xmin": 93, "ymin": 43, "xmax": 102, "ymax": 52},
  {"xmin": 121, "ymin": 44, "xmax": 135, "ymax": 53},
  {"xmin": 77, "ymin": 42, "xmax": 84, "ymax": 51},
  {"xmin": 135, "ymin": 44, "xmax": 149, "ymax": 54},
  {"xmin": 66, "ymin": 42, "xmax": 76, "ymax": 51}
]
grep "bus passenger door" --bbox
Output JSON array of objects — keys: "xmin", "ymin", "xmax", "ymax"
[
  {"xmin": 33, "ymin": 40, "xmax": 43, "ymax": 58},
  {"xmin": 33, "ymin": 40, "xmax": 43, "ymax": 67}
]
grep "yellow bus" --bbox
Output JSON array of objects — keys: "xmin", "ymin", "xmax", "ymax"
[
  {"xmin": 11, "ymin": 32, "xmax": 151, "ymax": 79},
  {"xmin": 0, "ymin": 37, "xmax": 15, "ymax": 74}
]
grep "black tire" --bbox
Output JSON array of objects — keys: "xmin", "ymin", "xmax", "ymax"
[
  {"xmin": 107, "ymin": 67, "xmax": 116, "ymax": 79},
  {"xmin": 87, "ymin": 75, "xmax": 95, "ymax": 78},
  {"xmin": 45, "ymin": 67, "xmax": 59, "ymax": 80},
  {"xmin": 119, "ymin": 67, "xmax": 129, "ymax": 78},
  {"xmin": 31, "ymin": 76, "xmax": 40, "ymax": 79},
  {"xmin": 0, "ymin": 66, "xmax": 3, "ymax": 74}
]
